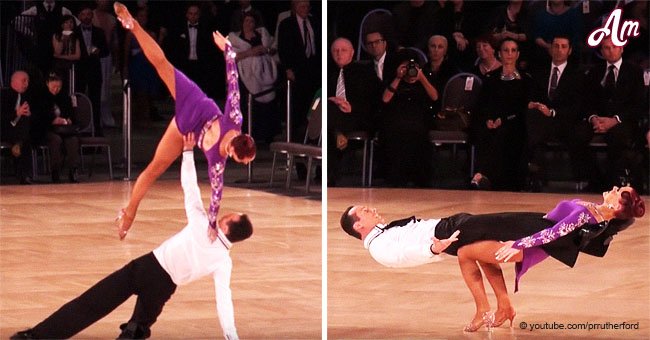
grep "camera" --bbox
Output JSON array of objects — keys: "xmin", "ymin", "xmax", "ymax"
[{"xmin": 406, "ymin": 59, "xmax": 419, "ymax": 78}]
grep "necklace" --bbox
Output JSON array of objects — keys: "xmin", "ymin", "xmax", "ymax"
[
  {"xmin": 500, "ymin": 70, "xmax": 521, "ymax": 81},
  {"xmin": 480, "ymin": 60, "xmax": 497, "ymax": 74}
]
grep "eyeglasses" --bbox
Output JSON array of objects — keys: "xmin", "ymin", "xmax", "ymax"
[{"xmin": 365, "ymin": 39, "xmax": 385, "ymax": 47}]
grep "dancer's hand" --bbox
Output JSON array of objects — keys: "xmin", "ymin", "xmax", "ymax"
[
  {"xmin": 495, "ymin": 240, "xmax": 520, "ymax": 262},
  {"xmin": 116, "ymin": 208, "xmax": 134, "ymax": 240},
  {"xmin": 207, "ymin": 226, "xmax": 218, "ymax": 243},
  {"xmin": 212, "ymin": 31, "xmax": 230, "ymax": 52},
  {"xmin": 430, "ymin": 230, "xmax": 460, "ymax": 254},
  {"xmin": 114, "ymin": 2, "xmax": 135, "ymax": 30},
  {"xmin": 183, "ymin": 133, "xmax": 196, "ymax": 151}
]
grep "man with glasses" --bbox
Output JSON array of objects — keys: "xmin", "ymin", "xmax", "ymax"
[{"xmin": 363, "ymin": 30, "xmax": 396, "ymax": 86}]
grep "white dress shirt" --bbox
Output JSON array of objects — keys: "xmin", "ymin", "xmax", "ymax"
[
  {"xmin": 548, "ymin": 61, "xmax": 567, "ymax": 95},
  {"xmin": 187, "ymin": 22, "xmax": 198, "ymax": 60},
  {"xmin": 374, "ymin": 51, "xmax": 386, "ymax": 81},
  {"xmin": 153, "ymin": 151, "xmax": 238, "ymax": 340},
  {"xmin": 363, "ymin": 218, "xmax": 444, "ymax": 268}
]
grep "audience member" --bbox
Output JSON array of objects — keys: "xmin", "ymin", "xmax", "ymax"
[
  {"xmin": 278, "ymin": 0, "xmax": 321, "ymax": 145},
  {"xmin": 51, "ymin": 15, "xmax": 80, "ymax": 95},
  {"xmin": 122, "ymin": 6, "xmax": 162, "ymax": 127},
  {"xmin": 486, "ymin": 0, "xmax": 531, "ymax": 70},
  {"xmin": 471, "ymin": 38, "xmax": 530, "ymax": 191},
  {"xmin": 391, "ymin": 0, "xmax": 443, "ymax": 52},
  {"xmin": 93, "ymin": 0, "xmax": 119, "ymax": 128},
  {"xmin": 168, "ymin": 3, "xmax": 220, "ymax": 102},
  {"xmin": 33, "ymin": 73, "xmax": 80, "ymax": 183},
  {"xmin": 471, "ymin": 33, "xmax": 501, "ymax": 80},
  {"xmin": 530, "ymin": 0, "xmax": 582, "ymax": 71},
  {"xmin": 75, "ymin": 5, "xmax": 109, "ymax": 136},
  {"xmin": 423, "ymin": 35, "xmax": 459, "ymax": 117},
  {"xmin": 525, "ymin": 35, "xmax": 594, "ymax": 192},
  {"xmin": 228, "ymin": 12, "xmax": 279, "ymax": 144},
  {"xmin": 583, "ymin": 37, "xmax": 645, "ymax": 189},
  {"xmin": 230, "ymin": 0, "xmax": 265, "ymax": 33},
  {"xmin": 363, "ymin": 30, "xmax": 397, "ymax": 86},
  {"xmin": 327, "ymin": 38, "xmax": 379, "ymax": 186},
  {"xmin": 379, "ymin": 48, "xmax": 439, "ymax": 187},
  {"xmin": 21, "ymin": 0, "xmax": 74, "ymax": 76},
  {"xmin": 1, "ymin": 71, "xmax": 34, "ymax": 184}
]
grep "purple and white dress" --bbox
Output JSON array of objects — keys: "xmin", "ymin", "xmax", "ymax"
[
  {"xmin": 174, "ymin": 43, "xmax": 242, "ymax": 229},
  {"xmin": 511, "ymin": 199, "xmax": 597, "ymax": 291}
]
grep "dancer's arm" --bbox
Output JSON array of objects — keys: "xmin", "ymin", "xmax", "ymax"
[
  {"xmin": 181, "ymin": 133, "xmax": 207, "ymax": 226},
  {"xmin": 114, "ymin": 2, "xmax": 175, "ymax": 98},
  {"xmin": 213, "ymin": 32, "xmax": 242, "ymax": 125},
  {"xmin": 495, "ymin": 203, "xmax": 596, "ymax": 262},
  {"xmin": 212, "ymin": 261, "xmax": 238, "ymax": 340}
]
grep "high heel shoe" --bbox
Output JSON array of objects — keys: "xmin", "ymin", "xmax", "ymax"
[
  {"xmin": 115, "ymin": 208, "xmax": 134, "ymax": 239},
  {"xmin": 463, "ymin": 311, "xmax": 495, "ymax": 332},
  {"xmin": 493, "ymin": 307, "xmax": 516, "ymax": 328},
  {"xmin": 114, "ymin": 2, "xmax": 134, "ymax": 30}
]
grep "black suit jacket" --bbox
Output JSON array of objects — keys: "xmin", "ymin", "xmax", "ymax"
[
  {"xmin": 327, "ymin": 62, "xmax": 379, "ymax": 134},
  {"xmin": 74, "ymin": 25, "xmax": 109, "ymax": 76},
  {"xmin": 584, "ymin": 60, "xmax": 644, "ymax": 122},
  {"xmin": 1, "ymin": 88, "xmax": 33, "ymax": 142},
  {"xmin": 278, "ymin": 14, "xmax": 320, "ymax": 77},
  {"xmin": 529, "ymin": 62, "xmax": 584, "ymax": 123},
  {"xmin": 168, "ymin": 23, "xmax": 217, "ymax": 68}
]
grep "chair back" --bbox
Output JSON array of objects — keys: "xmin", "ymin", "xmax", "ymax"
[
  {"xmin": 304, "ymin": 89, "xmax": 322, "ymax": 145},
  {"xmin": 72, "ymin": 92, "xmax": 94, "ymax": 135},
  {"xmin": 441, "ymin": 72, "xmax": 482, "ymax": 112},
  {"xmin": 357, "ymin": 8, "xmax": 393, "ymax": 61}
]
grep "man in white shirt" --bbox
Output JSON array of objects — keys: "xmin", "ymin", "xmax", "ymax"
[{"xmin": 11, "ymin": 133, "xmax": 252, "ymax": 340}]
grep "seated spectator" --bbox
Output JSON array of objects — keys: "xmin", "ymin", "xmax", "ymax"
[
  {"xmin": 33, "ymin": 73, "xmax": 80, "ymax": 183},
  {"xmin": 380, "ymin": 48, "xmax": 439, "ymax": 187},
  {"xmin": 525, "ymin": 35, "xmax": 594, "ymax": 192},
  {"xmin": 363, "ymin": 30, "xmax": 397, "ymax": 86},
  {"xmin": 327, "ymin": 37, "xmax": 379, "ymax": 186},
  {"xmin": 530, "ymin": 0, "xmax": 582, "ymax": 72},
  {"xmin": 51, "ymin": 15, "xmax": 80, "ymax": 94},
  {"xmin": 423, "ymin": 35, "xmax": 459, "ymax": 116},
  {"xmin": 583, "ymin": 37, "xmax": 645, "ymax": 189},
  {"xmin": 228, "ymin": 12, "xmax": 279, "ymax": 144},
  {"xmin": 486, "ymin": 0, "xmax": 531, "ymax": 70},
  {"xmin": 1, "ymin": 71, "xmax": 34, "ymax": 184},
  {"xmin": 471, "ymin": 33, "xmax": 501, "ymax": 80},
  {"xmin": 471, "ymin": 38, "xmax": 530, "ymax": 191}
]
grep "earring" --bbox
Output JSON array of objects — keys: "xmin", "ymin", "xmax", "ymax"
[{"xmin": 607, "ymin": 204, "xmax": 615, "ymax": 210}]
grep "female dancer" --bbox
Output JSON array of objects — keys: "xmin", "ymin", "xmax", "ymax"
[
  {"xmin": 457, "ymin": 186, "xmax": 645, "ymax": 331},
  {"xmin": 113, "ymin": 2, "xmax": 256, "ymax": 241}
]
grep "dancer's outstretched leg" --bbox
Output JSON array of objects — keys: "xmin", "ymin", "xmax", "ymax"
[{"xmin": 114, "ymin": 2, "xmax": 185, "ymax": 237}]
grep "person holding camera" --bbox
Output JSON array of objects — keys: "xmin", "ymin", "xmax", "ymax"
[{"xmin": 380, "ymin": 49, "xmax": 439, "ymax": 187}]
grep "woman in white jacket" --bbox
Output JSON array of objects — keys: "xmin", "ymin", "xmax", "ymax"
[{"xmin": 228, "ymin": 12, "xmax": 279, "ymax": 144}]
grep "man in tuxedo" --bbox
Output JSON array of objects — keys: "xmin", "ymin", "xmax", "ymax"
[
  {"xmin": 584, "ymin": 37, "xmax": 645, "ymax": 188},
  {"xmin": 278, "ymin": 0, "xmax": 321, "ymax": 144},
  {"xmin": 1, "ymin": 71, "xmax": 34, "ymax": 184},
  {"xmin": 75, "ymin": 5, "xmax": 109, "ymax": 137},
  {"xmin": 169, "ymin": 4, "xmax": 220, "ymax": 101},
  {"xmin": 327, "ymin": 38, "xmax": 379, "ymax": 186},
  {"xmin": 363, "ymin": 30, "xmax": 397, "ymax": 87},
  {"xmin": 525, "ymin": 35, "xmax": 595, "ymax": 191}
]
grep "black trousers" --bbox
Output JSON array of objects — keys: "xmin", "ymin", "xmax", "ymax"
[
  {"xmin": 31, "ymin": 252, "xmax": 177, "ymax": 339},
  {"xmin": 435, "ymin": 212, "xmax": 582, "ymax": 268}
]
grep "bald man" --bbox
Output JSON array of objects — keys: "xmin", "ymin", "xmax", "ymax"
[
  {"xmin": 327, "ymin": 37, "xmax": 380, "ymax": 186},
  {"xmin": 1, "ymin": 71, "xmax": 34, "ymax": 184}
]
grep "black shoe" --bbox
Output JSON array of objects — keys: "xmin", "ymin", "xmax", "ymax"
[
  {"xmin": 19, "ymin": 177, "xmax": 33, "ymax": 185},
  {"xmin": 118, "ymin": 322, "xmax": 151, "ymax": 339},
  {"xmin": 11, "ymin": 329, "xmax": 35, "ymax": 339},
  {"xmin": 68, "ymin": 168, "xmax": 79, "ymax": 183},
  {"xmin": 52, "ymin": 170, "xmax": 60, "ymax": 183}
]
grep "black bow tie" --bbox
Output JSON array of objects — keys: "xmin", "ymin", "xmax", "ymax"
[
  {"xmin": 188, "ymin": 24, "xmax": 198, "ymax": 29},
  {"xmin": 382, "ymin": 216, "xmax": 419, "ymax": 230}
]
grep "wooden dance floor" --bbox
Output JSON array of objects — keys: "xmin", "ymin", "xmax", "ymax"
[
  {"xmin": 328, "ymin": 188, "xmax": 649, "ymax": 339},
  {"xmin": 0, "ymin": 180, "xmax": 322, "ymax": 339}
]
